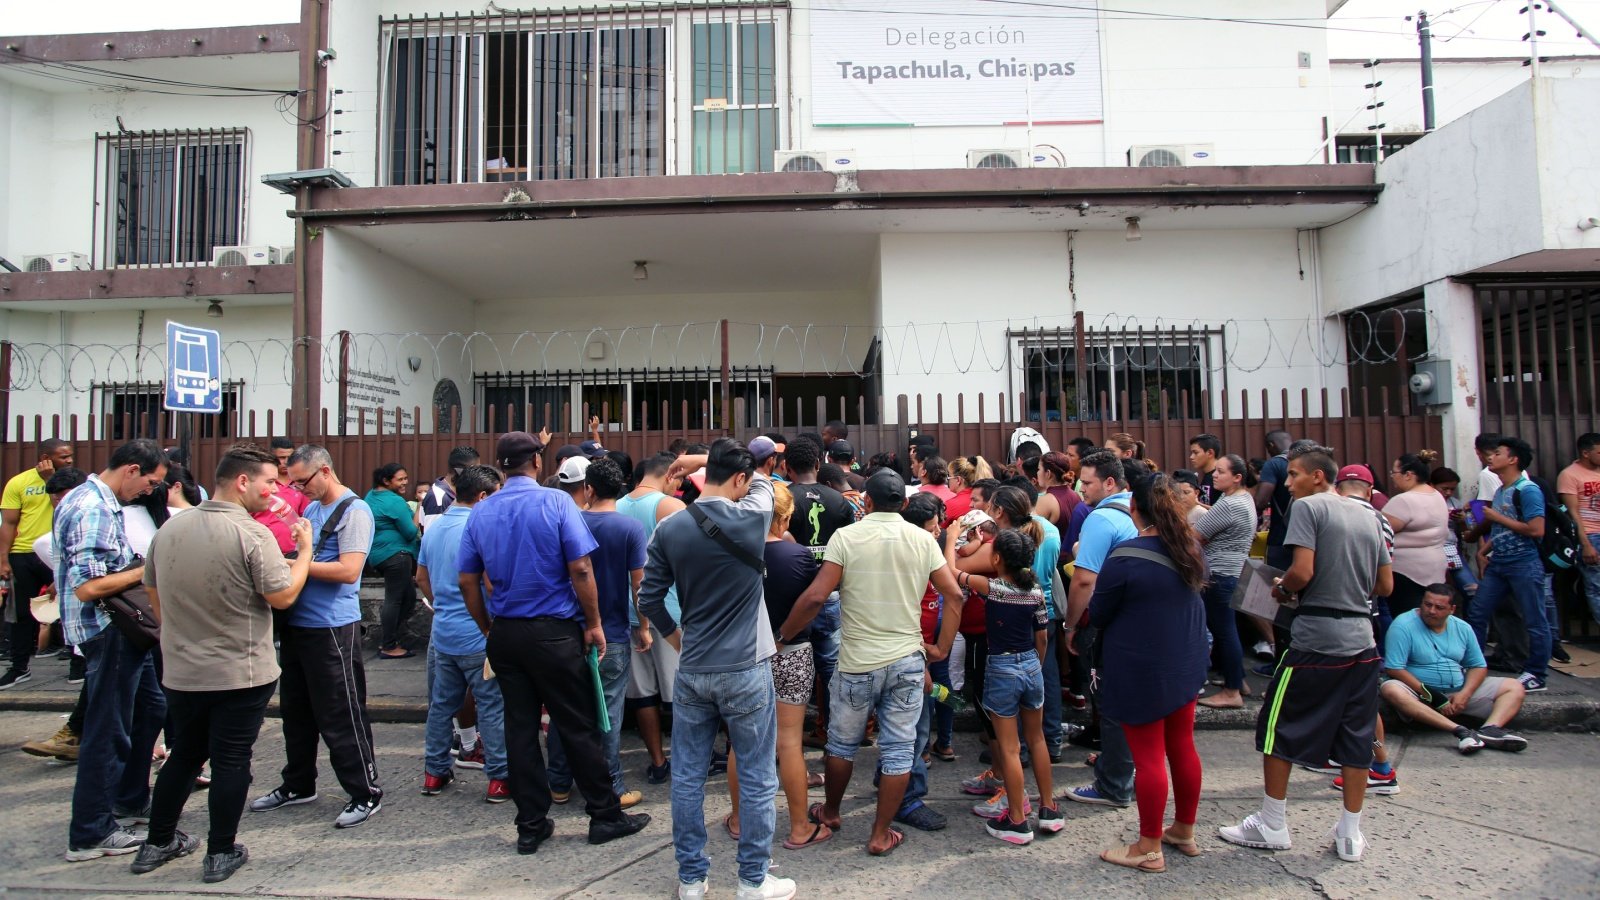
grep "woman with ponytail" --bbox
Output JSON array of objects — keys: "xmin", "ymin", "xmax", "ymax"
[
  {"xmin": 1090, "ymin": 471, "xmax": 1208, "ymax": 873},
  {"xmin": 944, "ymin": 526, "xmax": 1061, "ymax": 846}
]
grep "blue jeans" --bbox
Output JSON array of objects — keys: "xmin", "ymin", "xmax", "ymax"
[
  {"xmin": 1094, "ymin": 713, "xmax": 1136, "ymax": 805},
  {"xmin": 826, "ymin": 653, "xmax": 925, "ymax": 776},
  {"xmin": 424, "ymin": 643, "xmax": 508, "ymax": 780},
  {"xmin": 70, "ymin": 627, "xmax": 167, "ymax": 849},
  {"xmin": 1580, "ymin": 535, "xmax": 1600, "ymax": 624},
  {"xmin": 1041, "ymin": 625, "xmax": 1063, "ymax": 749},
  {"xmin": 810, "ymin": 594, "xmax": 841, "ymax": 727},
  {"xmin": 549, "ymin": 641, "xmax": 631, "ymax": 795},
  {"xmin": 929, "ymin": 657, "xmax": 954, "ymax": 749},
  {"xmin": 896, "ymin": 690, "xmax": 934, "ymax": 814},
  {"xmin": 1203, "ymin": 574, "xmax": 1245, "ymax": 690},
  {"xmin": 1449, "ymin": 564, "xmax": 1479, "ymax": 599},
  {"xmin": 1468, "ymin": 556, "xmax": 1550, "ymax": 679},
  {"xmin": 671, "ymin": 661, "xmax": 777, "ymax": 886}
]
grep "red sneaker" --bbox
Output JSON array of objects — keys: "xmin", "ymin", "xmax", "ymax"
[
  {"xmin": 421, "ymin": 771, "xmax": 454, "ymax": 796},
  {"xmin": 456, "ymin": 743, "xmax": 486, "ymax": 770},
  {"xmin": 486, "ymin": 779, "xmax": 510, "ymax": 804}
]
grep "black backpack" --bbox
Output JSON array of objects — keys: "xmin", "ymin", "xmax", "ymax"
[{"xmin": 1512, "ymin": 475, "xmax": 1581, "ymax": 573}]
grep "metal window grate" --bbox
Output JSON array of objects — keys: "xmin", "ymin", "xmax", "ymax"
[{"xmin": 93, "ymin": 129, "xmax": 249, "ymax": 268}]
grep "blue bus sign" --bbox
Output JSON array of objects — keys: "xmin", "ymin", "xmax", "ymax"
[{"xmin": 164, "ymin": 321, "xmax": 223, "ymax": 413}]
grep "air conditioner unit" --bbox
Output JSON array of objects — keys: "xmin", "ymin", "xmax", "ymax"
[
  {"xmin": 774, "ymin": 149, "xmax": 858, "ymax": 173},
  {"xmin": 273, "ymin": 245, "xmax": 296, "ymax": 266},
  {"xmin": 22, "ymin": 252, "xmax": 89, "ymax": 273},
  {"xmin": 968, "ymin": 149, "xmax": 1032, "ymax": 169},
  {"xmin": 212, "ymin": 245, "xmax": 279, "ymax": 267},
  {"xmin": 1128, "ymin": 144, "xmax": 1217, "ymax": 167}
]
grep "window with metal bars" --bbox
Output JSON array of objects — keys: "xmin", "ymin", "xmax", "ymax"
[
  {"xmin": 474, "ymin": 367, "xmax": 774, "ymax": 432},
  {"xmin": 1011, "ymin": 330, "xmax": 1215, "ymax": 422},
  {"xmin": 692, "ymin": 21, "xmax": 778, "ymax": 174},
  {"xmin": 95, "ymin": 130, "xmax": 248, "ymax": 267},
  {"xmin": 92, "ymin": 381, "xmax": 243, "ymax": 441}
]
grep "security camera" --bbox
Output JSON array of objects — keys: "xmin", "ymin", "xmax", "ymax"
[
  {"xmin": 316, "ymin": 48, "xmax": 337, "ymax": 65},
  {"xmin": 1408, "ymin": 372, "xmax": 1434, "ymax": 395},
  {"xmin": 1579, "ymin": 216, "xmax": 1600, "ymax": 231}
]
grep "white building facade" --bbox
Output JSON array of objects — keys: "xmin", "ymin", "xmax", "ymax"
[{"xmin": 0, "ymin": 1, "xmax": 1595, "ymax": 464}]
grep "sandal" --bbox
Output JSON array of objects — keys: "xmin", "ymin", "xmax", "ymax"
[
  {"xmin": 1161, "ymin": 829, "xmax": 1201, "ymax": 857},
  {"xmin": 930, "ymin": 743, "xmax": 957, "ymax": 762},
  {"xmin": 1100, "ymin": 843, "xmax": 1165, "ymax": 873},
  {"xmin": 782, "ymin": 823, "xmax": 834, "ymax": 850},
  {"xmin": 806, "ymin": 802, "xmax": 841, "ymax": 831},
  {"xmin": 1197, "ymin": 694, "xmax": 1244, "ymax": 710},
  {"xmin": 722, "ymin": 813, "xmax": 740, "ymax": 840},
  {"xmin": 867, "ymin": 827, "xmax": 906, "ymax": 856},
  {"xmin": 806, "ymin": 772, "xmax": 825, "ymax": 790}
]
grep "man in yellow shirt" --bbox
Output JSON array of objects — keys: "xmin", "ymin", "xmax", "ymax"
[{"xmin": 1, "ymin": 438, "xmax": 74, "ymax": 689}]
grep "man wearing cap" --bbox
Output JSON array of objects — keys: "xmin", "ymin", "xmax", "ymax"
[
  {"xmin": 457, "ymin": 432, "xmax": 650, "ymax": 855},
  {"xmin": 750, "ymin": 435, "xmax": 784, "ymax": 482},
  {"xmin": 828, "ymin": 441, "xmax": 865, "ymax": 491},
  {"xmin": 1335, "ymin": 464, "xmax": 1396, "ymax": 642},
  {"xmin": 782, "ymin": 468, "xmax": 965, "ymax": 857},
  {"xmin": 555, "ymin": 456, "xmax": 591, "ymax": 502},
  {"xmin": 1221, "ymin": 443, "xmax": 1392, "ymax": 864},
  {"xmin": 637, "ymin": 439, "xmax": 796, "ymax": 899}
]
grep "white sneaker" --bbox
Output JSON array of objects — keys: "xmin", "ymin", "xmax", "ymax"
[
  {"xmin": 1329, "ymin": 827, "xmax": 1366, "ymax": 862},
  {"xmin": 1252, "ymin": 640, "xmax": 1274, "ymax": 660},
  {"xmin": 1218, "ymin": 813, "xmax": 1292, "ymax": 850},
  {"xmin": 678, "ymin": 878, "xmax": 708, "ymax": 900},
  {"xmin": 735, "ymin": 875, "xmax": 797, "ymax": 900}
]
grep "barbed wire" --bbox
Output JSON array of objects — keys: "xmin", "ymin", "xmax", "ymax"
[{"xmin": 1, "ymin": 309, "xmax": 1439, "ymax": 394}]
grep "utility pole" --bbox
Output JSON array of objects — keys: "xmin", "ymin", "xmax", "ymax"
[
  {"xmin": 1418, "ymin": 11, "xmax": 1437, "ymax": 131},
  {"xmin": 1524, "ymin": 2, "xmax": 1545, "ymax": 74}
]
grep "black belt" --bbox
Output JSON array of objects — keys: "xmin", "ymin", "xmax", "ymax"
[{"xmin": 1294, "ymin": 607, "xmax": 1371, "ymax": 620}]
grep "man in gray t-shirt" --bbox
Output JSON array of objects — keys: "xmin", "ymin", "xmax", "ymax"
[{"xmin": 1222, "ymin": 445, "xmax": 1393, "ymax": 865}]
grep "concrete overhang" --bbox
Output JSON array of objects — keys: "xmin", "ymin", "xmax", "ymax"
[
  {"xmin": 1456, "ymin": 248, "xmax": 1600, "ymax": 279},
  {"xmin": 0, "ymin": 24, "xmax": 300, "ymax": 63},
  {"xmin": 0, "ymin": 265, "xmax": 295, "ymax": 306}
]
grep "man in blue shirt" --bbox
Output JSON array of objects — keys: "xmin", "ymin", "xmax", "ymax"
[
  {"xmin": 1061, "ymin": 451, "xmax": 1142, "ymax": 810},
  {"xmin": 1462, "ymin": 436, "xmax": 1551, "ymax": 694},
  {"xmin": 1380, "ymin": 585, "xmax": 1529, "ymax": 753},
  {"xmin": 252, "ymin": 446, "xmax": 383, "ymax": 830},
  {"xmin": 417, "ymin": 464, "xmax": 508, "ymax": 803},
  {"xmin": 457, "ymin": 432, "xmax": 649, "ymax": 855}
]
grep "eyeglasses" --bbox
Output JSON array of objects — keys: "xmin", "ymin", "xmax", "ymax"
[{"xmin": 290, "ymin": 467, "xmax": 325, "ymax": 491}]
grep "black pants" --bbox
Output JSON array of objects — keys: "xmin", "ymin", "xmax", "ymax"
[
  {"xmin": 961, "ymin": 632, "xmax": 996, "ymax": 741},
  {"xmin": 148, "ymin": 681, "xmax": 276, "ymax": 855},
  {"xmin": 374, "ymin": 552, "xmax": 418, "ymax": 651},
  {"xmin": 277, "ymin": 624, "xmax": 381, "ymax": 803},
  {"xmin": 1388, "ymin": 573, "xmax": 1430, "ymax": 619},
  {"xmin": 8, "ymin": 551, "xmax": 52, "ymax": 671},
  {"xmin": 487, "ymin": 617, "xmax": 622, "ymax": 837}
]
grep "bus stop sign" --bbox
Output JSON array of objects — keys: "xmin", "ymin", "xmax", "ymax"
[{"xmin": 164, "ymin": 321, "xmax": 223, "ymax": 413}]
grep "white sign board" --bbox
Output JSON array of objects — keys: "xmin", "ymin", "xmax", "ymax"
[{"xmin": 809, "ymin": 0, "xmax": 1103, "ymax": 127}]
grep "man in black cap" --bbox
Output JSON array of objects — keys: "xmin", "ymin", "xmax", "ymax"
[
  {"xmin": 456, "ymin": 431, "xmax": 650, "ymax": 855},
  {"xmin": 828, "ymin": 441, "xmax": 865, "ymax": 491},
  {"xmin": 778, "ymin": 469, "xmax": 965, "ymax": 856}
]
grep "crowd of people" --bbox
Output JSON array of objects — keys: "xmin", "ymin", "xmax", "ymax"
[{"xmin": 1, "ymin": 418, "xmax": 1594, "ymax": 896}]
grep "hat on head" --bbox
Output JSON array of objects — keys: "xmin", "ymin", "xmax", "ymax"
[
  {"xmin": 553, "ymin": 444, "xmax": 584, "ymax": 463},
  {"xmin": 496, "ymin": 431, "xmax": 542, "ymax": 468},
  {"xmin": 578, "ymin": 439, "xmax": 607, "ymax": 460},
  {"xmin": 1336, "ymin": 464, "xmax": 1374, "ymax": 486},
  {"xmin": 828, "ymin": 440, "xmax": 854, "ymax": 460},
  {"xmin": 557, "ymin": 455, "xmax": 591, "ymax": 484},
  {"xmin": 749, "ymin": 436, "xmax": 783, "ymax": 463},
  {"xmin": 864, "ymin": 468, "xmax": 906, "ymax": 506}
]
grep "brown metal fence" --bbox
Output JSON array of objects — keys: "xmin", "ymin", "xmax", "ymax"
[{"xmin": 0, "ymin": 388, "xmax": 1441, "ymax": 495}]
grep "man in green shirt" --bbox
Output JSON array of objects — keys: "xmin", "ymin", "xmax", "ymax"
[{"xmin": 0, "ymin": 438, "xmax": 75, "ymax": 689}]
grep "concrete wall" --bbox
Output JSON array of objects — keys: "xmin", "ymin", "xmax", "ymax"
[
  {"xmin": 327, "ymin": 0, "xmax": 385, "ymax": 186},
  {"xmin": 1319, "ymin": 81, "xmax": 1546, "ymax": 312},
  {"xmin": 2, "ymin": 84, "xmax": 298, "ymax": 266},
  {"xmin": 1534, "ymin": 77, "xmax": 1600, "ymax": 251}
]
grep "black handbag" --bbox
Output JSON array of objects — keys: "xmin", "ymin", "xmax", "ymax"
[{"xmin": 99, "ymin": 558, "xmax": 160, "ymax": 651}]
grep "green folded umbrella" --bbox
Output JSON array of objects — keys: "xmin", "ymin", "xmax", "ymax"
[{"xmin": 588, "ymin": 645, "xmax": 611, "ymax": 734}]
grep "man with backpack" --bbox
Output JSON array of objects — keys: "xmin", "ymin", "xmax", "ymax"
[
  {"xmin": 251, "ymin": 446, "xmax": 384, "ymax": 828},
  {"xmin": 1463, "ymin": 436, "xmax": 1556, "ymax": 693}
]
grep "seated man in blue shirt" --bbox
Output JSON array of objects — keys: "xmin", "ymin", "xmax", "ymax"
[{"xmin": 1380, "ymin": 584, "xmax": 1528, "ymax": 754}]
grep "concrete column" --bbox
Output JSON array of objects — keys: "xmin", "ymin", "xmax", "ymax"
[{"xmin": 1422, "ymin": 278, "xmax": 1482, "ymax": 470}]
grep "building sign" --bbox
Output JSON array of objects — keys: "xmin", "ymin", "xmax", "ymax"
[
  {"xmin": 164, "ymin": 321, "xmax": 223, "ymax": 413},
  {"xmin": 810, "ymin": 0, "xmax": 1102, "ymax": 127}
]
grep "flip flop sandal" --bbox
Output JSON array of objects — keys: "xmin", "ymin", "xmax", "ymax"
[
  {"xmin": 1161, "ymin": 830, "xmax": 1202, "ymax": 857},
  {"xmin": 867, "ymin": 827, "xmax": 906, "ymax": 856},
  {"xmin": 782, "ymin": 823, "xmax": 833, "ymax": 850},
  {"xmin": 1085, "ymin": 753, "xmax": 1099, "ymax": 767},
  {"xmin": 1100, "ymin": 844, "xmax": 1165, "ymax": 873},
  {"xmin": 722, "ymin": 813, "xmax": 740, "ymax": 840},
  {"xmin": 806, "ymin": 772, "xmax": 825, "ymax": 789},
  {"xmin": 806, "ymin": 802, "xmax": 840, "ymax": 830}
]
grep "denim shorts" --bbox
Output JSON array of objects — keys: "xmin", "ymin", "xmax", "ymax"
[
  {"xmin": 982, "ymin": 650, "xmax": 1044, "ymax": 718},
  {"xmin": 825, "ymin": 652, "xmax": 925, "ymax": 775}
]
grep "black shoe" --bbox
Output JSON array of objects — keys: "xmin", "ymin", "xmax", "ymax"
[
  {"xmin": 1476, "ymin": 724, "xmax": 1530, "ymax": 752},
  {"xmin": 588, "ymin": 812, "xmax": 650, "ymax": 845},
  {"xmin": 0, "ymin": 668, "xmax": 33, "ymax": 690},
  {"xmin": 894, "ymin": 802, "xmax": 947, "ymax": 832},
  {"xmin": 202, "ymin": 844, "xmax": 249, "ymax": 883},
  {"xmin": 517, "ymin": 819, "xmax": 556, "ymax": 855},
  {"xmin": 646, "ymin": 760, "xmax": 671, "ymax": 784},
  {"xmin": 1048, "ymin": 744, "xmax": 1064, "ymax": 764},
  {"xmin": 67, "ymin": 656, "xmax": 86, "ymax": 684},
  {"xmin": 1551, "ymin": 644, "xmax": 1572, "ymax": 664},
  {"xmin": 130, "ymin": 829, "xmax": 199, "ymax": 874}
]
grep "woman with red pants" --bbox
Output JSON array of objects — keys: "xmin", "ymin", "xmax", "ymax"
[{"xmin": 1088, "ymin": 470, "xmax": 1209, "ymax": 873}]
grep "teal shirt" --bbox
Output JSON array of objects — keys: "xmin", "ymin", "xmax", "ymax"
[{"xmin": 365, "ymin": 487, "xmax": 420, "ymax": 565}]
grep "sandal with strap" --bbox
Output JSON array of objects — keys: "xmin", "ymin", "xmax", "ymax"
[
  {"xmin": 1100, "ymin": 843, "xmax": 1166, "ymax": 873},
  {"xmin": 1161, "ymin": 828, "xmax": 1202, "ymax": 857}
]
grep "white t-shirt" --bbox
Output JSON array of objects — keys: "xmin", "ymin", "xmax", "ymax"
[{"xmin": 1474, "ymin": 466, "xmax": 1501, "ymax": 504}]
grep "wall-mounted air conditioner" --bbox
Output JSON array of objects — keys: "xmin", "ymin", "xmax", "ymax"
[
  {"xmin": 273, "ymin": 245, "xmax": 296, "ymax": 266},
  {"xmin": 1128, "ymin": 144, "xmax": 1217, "ymax": 167},
  {"xmin": 212, "ymin": 245, "xmax": 280, "ymax": 267},
  {"xmin": 22, "ymin": 252, "xmax": 90, "ymax": 273},
  {"xmin": 968, "ymin": 149, "xmax": 1032, "ymax": 169},
  {"xmin": 774, "ymin": 149, "xmax": 858, "ymax": 173}
]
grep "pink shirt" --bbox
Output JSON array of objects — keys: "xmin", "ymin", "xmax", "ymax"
[
  {"xmin": 1558, "ymin": 462, "xmax": 1600, "ymax": 533},
  {"xmin": 1384, "ymin": 488, "xmax": 1449, "ymax": 586}
]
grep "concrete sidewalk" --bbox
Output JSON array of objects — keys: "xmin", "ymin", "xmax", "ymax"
[{"xmin": 6, "ymin": 635, "xmax": 1600, "ymax": 732}]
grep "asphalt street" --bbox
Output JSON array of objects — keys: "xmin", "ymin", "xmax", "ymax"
[{"xmin": 0, "ymin": 707, "xmax": 1596, "ymax": 899}]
